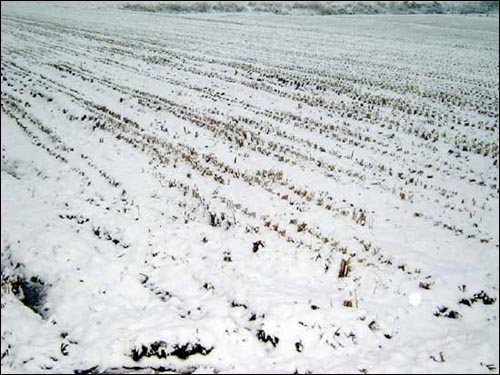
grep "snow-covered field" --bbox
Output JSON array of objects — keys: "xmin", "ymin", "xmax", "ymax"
[{"xmin": 1, "ymin": 2, "xmax": 499, "ymax": 373}]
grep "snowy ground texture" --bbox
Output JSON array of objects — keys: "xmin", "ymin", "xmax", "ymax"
[{"xmin": 1, "ymin": 2, "xmax": 499, "ymax": 374}]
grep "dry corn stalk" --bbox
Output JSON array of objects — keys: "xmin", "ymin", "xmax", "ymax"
[{"xmin": 339, "ymin": 258, "xmax": 350, "ymax": 278}]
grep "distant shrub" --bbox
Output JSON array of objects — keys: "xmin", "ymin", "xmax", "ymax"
[{"xmin": 121, "ymin": 1, "xmax": 500, "ymax": 15}]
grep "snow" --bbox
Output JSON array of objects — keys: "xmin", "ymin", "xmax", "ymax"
[{"xmin": 1, "ymin": 2, "xmax": 499, "ymax": 374}]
